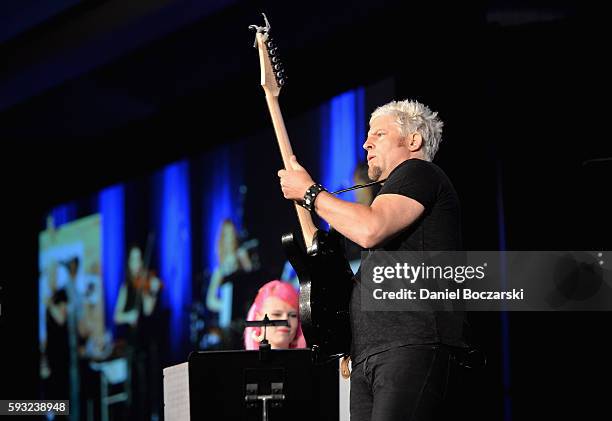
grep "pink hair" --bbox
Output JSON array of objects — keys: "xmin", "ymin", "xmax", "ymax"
[{"xmin": 244, "ymin": 280, "xmax": 307, "ymax": 350}]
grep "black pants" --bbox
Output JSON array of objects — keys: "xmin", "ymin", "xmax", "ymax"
[{"xmin": 350, "ymin": 344, "xmax": 463, "ymax": 421}]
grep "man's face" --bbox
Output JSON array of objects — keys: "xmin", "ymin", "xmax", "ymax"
[{"xmin": 363, "ymin": 114, "xmax": 407, "ymax": 181}]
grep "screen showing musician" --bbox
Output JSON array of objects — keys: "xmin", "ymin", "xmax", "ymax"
[
  {"xmin": 114, "ymin": 243, "xmax": 164, "ymax": 420},
  {"xmin": 38, "ymin": 214, "xmax": 106, "ymax": 420},
  {"xmin": 205, "ymin": 219, "xmax": 254, "ymax": 327}
]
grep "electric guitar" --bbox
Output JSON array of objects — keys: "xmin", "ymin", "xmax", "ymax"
[{"xmin": 250, "ymin": 14, "xmax": 354, "ymax": 356}]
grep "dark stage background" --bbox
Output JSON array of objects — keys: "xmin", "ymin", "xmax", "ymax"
[{"xmin": 1, "ymin": 1, "xmax": 611, "ymax": 420}]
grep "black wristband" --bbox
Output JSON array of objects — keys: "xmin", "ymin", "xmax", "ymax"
[{"xmin": 300, "ymin": 183, "xmax": 326, "ymax": 212}]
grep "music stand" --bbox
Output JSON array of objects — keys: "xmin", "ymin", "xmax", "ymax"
[
  {"xmin": 188, "ymin": 348, "xmax": 318, "ymax": 421},
  {"xmin": 245, "ymin": 314, "xmax": 289, "ymax": 361}
]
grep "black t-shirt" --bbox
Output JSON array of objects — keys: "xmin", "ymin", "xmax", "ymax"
[{"xmin": 350, "ymin": 158, "xmax": 466, "ymax": 364}]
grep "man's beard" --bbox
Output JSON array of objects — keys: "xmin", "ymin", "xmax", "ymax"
[{"xmin": 368, "ymin": 165, "xmax": 383, "ymax": 181}]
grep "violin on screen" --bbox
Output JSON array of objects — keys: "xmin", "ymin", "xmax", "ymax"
[
  {"xmin": 132, "ymin": 269, "xmax": 163, "ymax": 295},
  {"xmin": 130, "ymin": 232, "xmax": 163, "ymax": 295}
]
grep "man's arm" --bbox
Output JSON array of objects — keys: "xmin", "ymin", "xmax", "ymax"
[
  {"xmin": 278, "ymin": 156, "xmax": 424, "ymax": 249},
  {"xmin": 314, "ymin": 192, "xmax": 424, "ymax": 248}
]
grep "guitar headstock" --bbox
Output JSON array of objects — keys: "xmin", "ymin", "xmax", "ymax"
[{"xmin": 249, "ymin": 13, "xmax": 286, "ymax": 97}]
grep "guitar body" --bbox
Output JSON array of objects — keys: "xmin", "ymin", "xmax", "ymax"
[{"xmin": 282, "ymin": 228, "xmax": 354, "ymax": 356}]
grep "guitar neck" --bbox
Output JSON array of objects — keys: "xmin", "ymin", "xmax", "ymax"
[{"xmin": 264, "ymin": 93, "xmax": 318, "ymax": 249}]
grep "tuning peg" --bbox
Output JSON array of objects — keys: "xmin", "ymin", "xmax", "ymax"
[
  {"xmin": 277, "ymin": 78, "xmax": 285, "ymax": 86},
  {"xmin": 269, "ymin": 48, "xmax": 278, "ymax": 56},
  {"xmin": 271, "ymin": 56, "xmax": 280, "ymax": 64},
  {"xmin": 267, "ymin": 40, "xmax": 275, "ymax": 49},
  {"xmin": 276, "ymin": 70, "xmax": 285, "ymax": 79},
  {"xmin": 273, "ymin": 63, "xmax": 283, "ymax": 71}
]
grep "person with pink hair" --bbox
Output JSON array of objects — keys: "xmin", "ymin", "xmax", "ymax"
[{"xmin": 244, "ymin": 280, "xmax": 307, "ymax": 350}]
